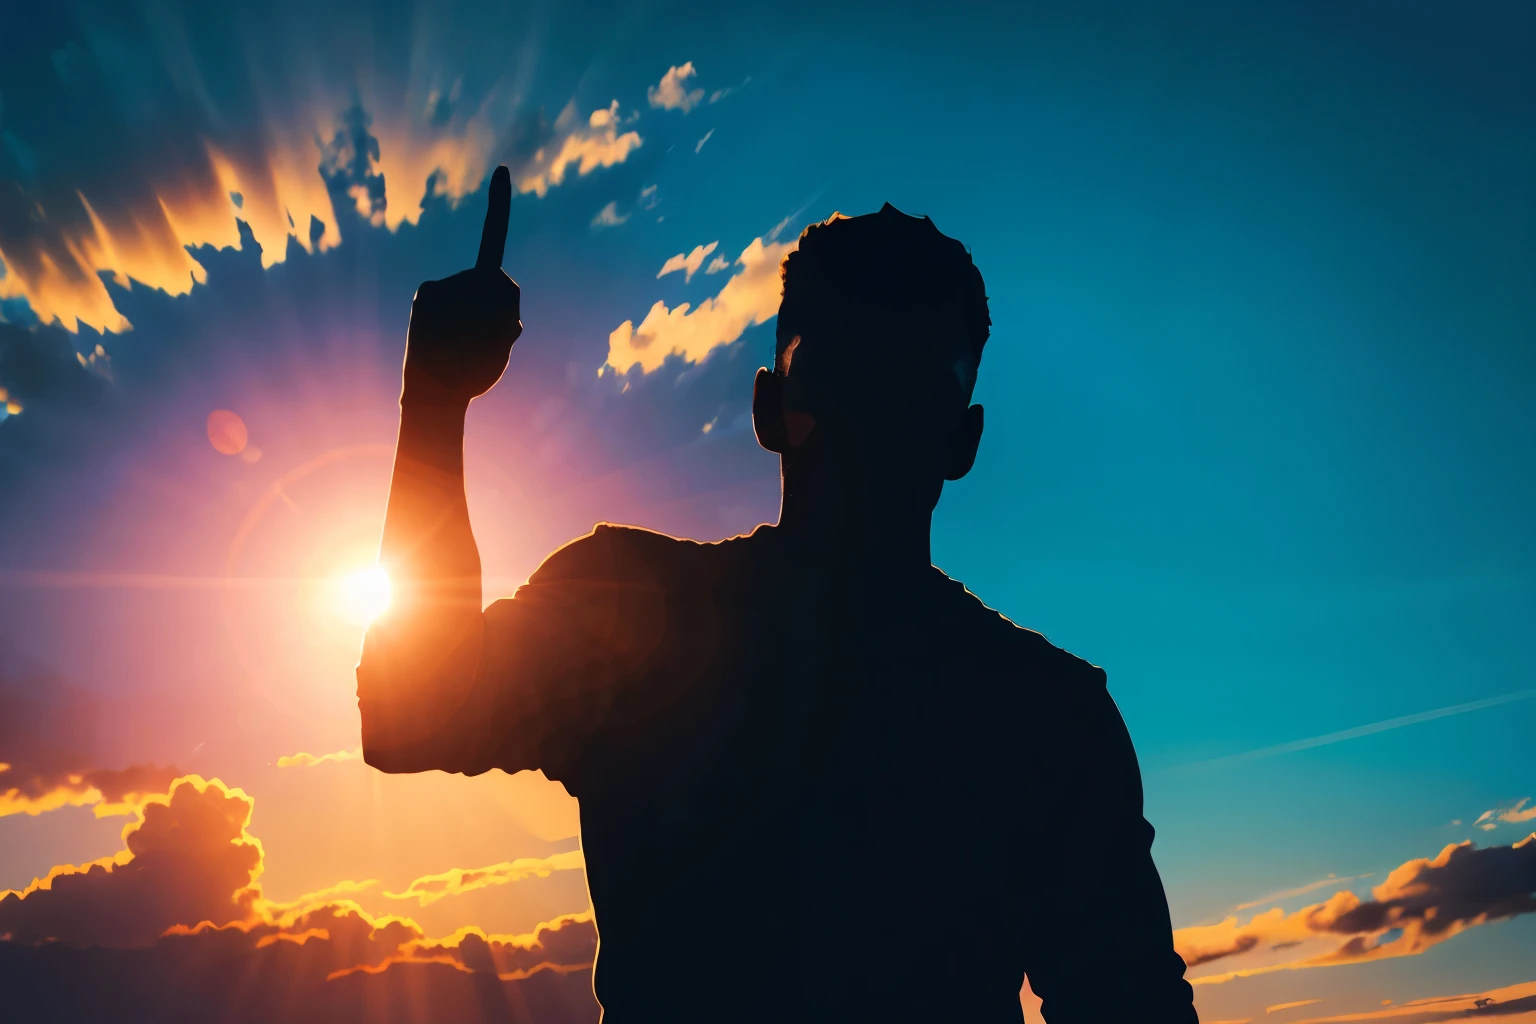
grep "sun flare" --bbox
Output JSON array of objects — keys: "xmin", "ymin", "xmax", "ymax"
[{"xmin": 339, "ymin": 565, "xmax": 392, "ymax": 625}]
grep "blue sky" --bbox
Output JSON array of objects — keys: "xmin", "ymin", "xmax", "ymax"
[{"xmin": 1, "ymin": 2, "xmax": 1533, "ymax": 1021}]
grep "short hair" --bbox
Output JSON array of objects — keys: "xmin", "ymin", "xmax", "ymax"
[{"xmin": 775, "ymin": 203, "xmax": 991, "ymax": 385}]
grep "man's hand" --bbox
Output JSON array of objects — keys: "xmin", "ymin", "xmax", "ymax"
[{"xmin": 402, "ymin": 165, "xmax": 522, "ymax": 406}]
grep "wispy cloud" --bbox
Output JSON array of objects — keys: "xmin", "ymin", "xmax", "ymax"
[
  {"xmin": 0, "ymin": 682, "xmax": 179, "ymax": 817},
  {"xmin": 1165, "ymin": 689, "xmax": 1536, "ymax": 774},
  {"xmin": 1234, "ymin": 873, "xmax": 1374, "ymax": 912},
  {"xmin": 1291, "ymin": 978, "xmax": 1536, "ymax": 1023},
  {"xmin": 275, "ymin": 748, "xmax": 361, "ymax": 768},
  {"xmin": 707, "ymin": 77, "xmax": 749, "ymax": 104},
  {"xmin": 657, "ymin": 241, "xmax": 718, "ymax": 282},
  {"xmin": 695, "ymin": 128, "xmax": 715, "ymax": 153},
  {"xmin": 0, "ymin": 761, "xmax": 180, "ymax": 818},
  {"xmin": 383, "ymin": 851, "xmax": 586, "ymax": 907},
  {"xmin": 1474, "ymin": 797, "xmax": 1536, "ymax": 831},
  {"xmin": 591, "ymin": 201, "xmax": 630, "ymax": 230}
]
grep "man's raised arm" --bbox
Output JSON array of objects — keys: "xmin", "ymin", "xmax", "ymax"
[{"xmin": 357, "ymin": 166, "xmax": 522, "ymax": 774}]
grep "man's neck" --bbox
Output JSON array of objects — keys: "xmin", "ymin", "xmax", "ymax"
[{"xmin": 773, "ymin": 496, "xmax": 935, "ymax": 576}]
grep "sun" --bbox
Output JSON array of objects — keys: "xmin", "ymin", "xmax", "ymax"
[{"xmin": 339, "ymin": 565, "xmax": 392, "ymax": 625}]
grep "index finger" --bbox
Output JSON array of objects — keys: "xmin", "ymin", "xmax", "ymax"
[{"xmin": 475, "ymin": 165, "xmax": 511, "ymax": 271}]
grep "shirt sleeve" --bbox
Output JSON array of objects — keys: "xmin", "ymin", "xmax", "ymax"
[
  {"xmin": 1022, "ymin": 662, "xmax": 1199, "ymax": 1024},
  {"xmin": 362, "ymin": 524, "xmax": 668, "ymax": 784}
]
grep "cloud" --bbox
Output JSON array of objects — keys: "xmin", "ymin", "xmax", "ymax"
[
  {"xmin": 0, "ymin": 153, "xmax": 778, "ymax": 562},
  {"xmin": 1475, "ymin": 798, "xmax": 1536, "ymax": 831},
  {"xmin": 704, "ymin": 253, "xmax": 730, "ymax": 275},
  {"xmin": 1268, "ymin": 999, "xmax": 1322, "ymax": 1013},
  {"xmin": 0, "ymin": 8, "xmax": 650, "ymax": 334},
  {"xmin": 384, "ymin": 851, "xmax": 586, "ymax": 907},
  {"xmin": 647, "ymin": 63, "xmax": 704, "ymax": 113},
  {"xmin": 275, "ymin": 748, "xmax": 362, "ymax": 768},
  {"xmin": 1173, "ymin": 832, "xmax": 1536, "ymax": 983},
  {"xmin": 591, "ymin": 184, "xmax": 659, "ymax": 231},
  {"xmin": 695, "ymin": 129, "xmax": 714, "ymax": 153},
  {"xmin": 706, "ymin": 77, "xmax": 749, "ymax": 105},
  {"xmin": 591, "ymin": 201, "xmax": 629, "ymax": 229},
  {"xmin": 0, "ymin": 775, "xmax": 263, "ymax": 947},
  {"xmin": 1, "ymin": 919, "xmax": 600, "ymax": 1024},
  {"xmin": 1165, "ymin": 689, "xmax": 1536, "ymax": 775},
  {"xmin": 0, "ymin": 767, "xmax": 603, "ymax": 1022},
  {"xmin": 608, "ymin": 231, "xmax": 795, "ymax": 374},
  {"xmin": 0, "ymin": 99, "xmax": 781, "ymax": 673},
  {"xmin": 1233, "ymin": 873, "xmax": 1374, "ymax": 913},
  {"xmin": 0, "ymin": 665, "xmax": 179, "ymax": 817},
  {"xmin": 0, "ymin": 761, "xmax": 182, "ymax": 818},
  {"xmin": 362, "ymin": 911, "xmax": 597, "ymax": 980},
  {"xmin": 657, "ymin": 241, "xmax": 718, "ymax": 282},
  {"xmin": 515, "ymin": 101, "xmax": 643, "ymax": 199},
  {"xmin": 1289, "ymin": 979, "xmax": 1536, "ymax": 1023}
]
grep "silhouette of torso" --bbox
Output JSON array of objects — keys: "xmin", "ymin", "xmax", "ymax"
[{"xmin": 429, "ymin": 523, "xmax": 1174, "ymax": 1022}]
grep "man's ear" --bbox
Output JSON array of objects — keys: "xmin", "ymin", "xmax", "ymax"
[
  {"xmin": 752, "ymin": 368, "xmax": 789, "ymax": 454},
  {"xmin": 943, "ymin": 404, "xmax": 985, "ymax": 480}
]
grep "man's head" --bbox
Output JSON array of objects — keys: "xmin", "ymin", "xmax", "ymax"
[{"xmin": 753, "ymin": 204, "xmax": 991, "ymax": 520}]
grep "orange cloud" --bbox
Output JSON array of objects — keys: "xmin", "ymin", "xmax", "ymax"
[
  {"xmin": 0, "ymin": 769, "xmax": 602, "ymax": 1022},
  {"xmin": 1175, "ymin": 833, "xmax": 1536, "ymax": 984},
  {"xmin": 607, "ymin": 230, "xmax": 797, "ymax": 374},
  {"xmin": 4, "ymin": 909, "xmax": 600, "ymax": 1023},
  {"xmin": 516, "ymin": 101, "xmax": 643, "ymax": 199},
  {"xmin": 276, "ymin": 748, "xmax": 362, "ymax": 768},
  {"xmin": 647, "ymin": 62, "xmax": 705, "ymax": 113},
  {"xmin": 0, "ymin": 761, "xmax": 181, "ymax": 818},
  {"xmin": 1476, "ymin": 797, "xmax": 1536, "ymax": 831},
  {"xmin": 0, "ymin": 669, "xmax": 182, "ymax": 817},
  {"xmin": 2, "ymin": 81, "xmax": 645, "ymax": 337},
  {"xmin": 657, "ymin": 241, "xmax": 719, "ymax": 282},
  {"xmin": 1289, "ymin": 978, "xmax": 1536, "ymax": 1023},
  {"xmin": 0, "ymin": 770, "xmax": 599, "ymax": 991},
  {"xmin": 395, "ymin": 912, "xmax": 598, "ymax": 979},
  {"xmin": 0, "ymin": 775, "xmax": 263, "ymax": 947},
  {"xmin": 0, "ymin": 132, "xmax": 340, "ymax": 335},
  {"xmin": 383, "ymin": 851, "xmax": 587, "ymax": 907}
]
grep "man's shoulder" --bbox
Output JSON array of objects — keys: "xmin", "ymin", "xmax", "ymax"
[
  {"xmin": 938, "ymin": 578, "xmax": 1126, "ymax": 761},
  {"xmin": 529, "ymin": 522, "xmax": 737, "ymax": 589},
  {"xmin": 939, "ymin": 572, "xmax": 1109, "ymax": 693}
]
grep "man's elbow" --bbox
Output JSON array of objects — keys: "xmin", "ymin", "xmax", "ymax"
[
  {"xmin": 358, "ymin": 700, "xmax": 436, "ymax": 774},
  {"xmin": 355, "ymin": 655, "xmax": 455, "ymax": 775},
  {"xmin": 354, "ymin": 615, "xmax": 495, "ymax": 776}
]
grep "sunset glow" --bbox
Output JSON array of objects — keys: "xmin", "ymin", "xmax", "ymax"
[{"xmin": 338, "ymin": 565, "xmax": 392, "ymax": 626}]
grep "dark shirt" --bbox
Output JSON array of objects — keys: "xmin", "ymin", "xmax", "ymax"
[{"xmin": 361, "ymin": 523, "xmax": 1198, "ymax": 1023}]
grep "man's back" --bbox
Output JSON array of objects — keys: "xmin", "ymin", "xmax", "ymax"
[{"xmin": 387, "ymin": 523, "xmax": 1192, "ymax": 1021}]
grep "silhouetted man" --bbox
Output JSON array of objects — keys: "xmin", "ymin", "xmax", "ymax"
[{"xmin": 358, "ymin": 166, "xmax": 1199, "ymax": 1023}]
